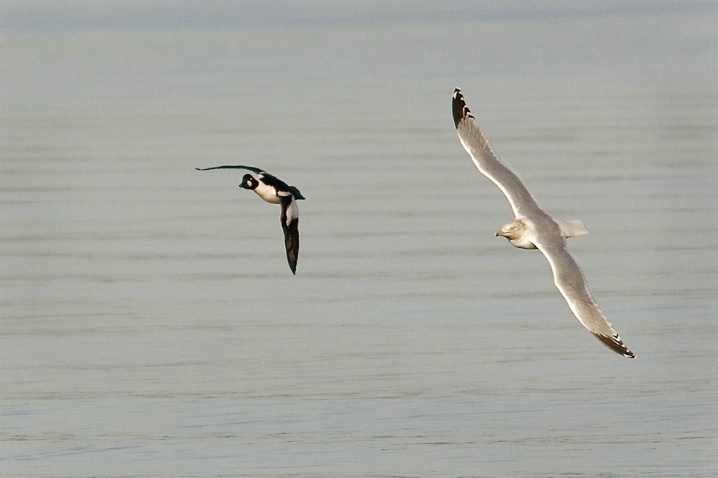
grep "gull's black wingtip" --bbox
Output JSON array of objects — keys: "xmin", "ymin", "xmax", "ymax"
[
  {"xmin": 594, "ymin": 333, "xmax": 636, "ymax": 358},
  {"xmin": 452, "ymin": 87, "xmax": 472, "ymax": 128}
]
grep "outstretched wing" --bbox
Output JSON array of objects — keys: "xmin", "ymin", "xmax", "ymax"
[
  {"xmin": 288, "ymin": 186, "xmax": 305, "ymax": 200},
  {"xmin": 279, "ymin": 195, "xmax": 300, "ymax": 275},
  {"xmin": 195, "ymin": 165, "xmax": 265, "ymax": 174},
  {"xmin": 535, "ymin": 240, "xmax": 635, "ymax": 358},
  {"xmin": 452, "ymin": 88, "xmax": 543, "ymax": 219},
  {"xmin": 197, "ymin": 166, "xmax": 305, "ymax": 200}
]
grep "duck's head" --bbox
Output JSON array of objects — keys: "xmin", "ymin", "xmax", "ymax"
[{"xmin": 239, "ymin": 174, "xmax": 258, "ymax": 190}]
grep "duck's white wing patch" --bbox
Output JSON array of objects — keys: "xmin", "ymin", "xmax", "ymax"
[
  {"xmin": 283, "ymin": 197, "xmax": 299, "ymax": 226},
  {"xmin": 535, "ymin": 240, "xmax": 635, "ymax": 358}
]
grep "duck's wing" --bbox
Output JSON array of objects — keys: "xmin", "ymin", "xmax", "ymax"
[
  {"xmin": 196, "ymin": 166, "xmax": 304, "ymax": 199},
  {"xmin": 195, "ymin": 165, "xmax": 265, "ymax": 174},
  {"xmin": 288, "ymin": 186, "xmax": 305, "ymax": 200},
  {"xmin": 279, "ymin": 195, "xmax": 300, "ymax": 275},
  {"xmin": 534, "ymin": 238, "xmax": 635, "ymax": 358},
  {"xmin": 452, "ymin": 88, "xmax": 543, "ymax": 219}
]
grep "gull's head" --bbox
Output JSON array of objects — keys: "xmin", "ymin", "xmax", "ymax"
[
  {"xmin": 495, "ymin": 219, "xmax": 536, "ymax": 250},
  {"xmin": 495, "ymin": 221, "xmax": 522, "ymax": 240}
]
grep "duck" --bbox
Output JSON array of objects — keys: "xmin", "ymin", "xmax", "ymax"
[{"xmin": 196, "ymin": 165, "xmax": 304, "ymax": 275}]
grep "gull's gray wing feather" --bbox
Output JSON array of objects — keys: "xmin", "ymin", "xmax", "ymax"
[
  {"xmin": 452, "ymin": 88, "xmax": 543, "ymax": 219},
  {"xmin": 195, "ymin": 165, "xmax": 265, "ymax": 174},
  {"xmin": 535, "ymin": 240, "xmax": 635, "ymax": 358}
]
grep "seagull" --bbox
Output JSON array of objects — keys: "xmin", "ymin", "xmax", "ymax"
[
  {"xmin": 452, "ymin": 88, "xmax": 635, "ymax": 358},
  {"xmin": 196, "ymin": 165, "xmax": 304, "ymax": 275}
]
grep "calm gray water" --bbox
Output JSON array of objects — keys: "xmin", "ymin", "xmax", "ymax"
[{"xmin": 1, "ymin": 2, "xmax": 717, "ymax": 477}]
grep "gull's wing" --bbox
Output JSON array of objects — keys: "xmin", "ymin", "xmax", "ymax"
[
  {"xmin": 280, "ymin": 195, "xmax": 300, "ymax": 275},
  {"xmin": 452, "ymin": 88, "xmax": 543, "ymax": 219},
  {"xmin": 195, "ymin": 165, "xmax": 265, "ymax": 174},
  {"xmin": 535, "ymin": 240, "xmax": 635, "ymax": 358}
]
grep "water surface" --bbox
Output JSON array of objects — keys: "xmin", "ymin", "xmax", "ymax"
[{"xmin": 1, "ymin": 3, "xmax": 717, "ymax": 477}]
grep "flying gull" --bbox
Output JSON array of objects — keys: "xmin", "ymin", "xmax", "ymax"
[
  {"xmin": 452, "ymin": 88, "xmax": 635, "ymax": 358},
  {"xmin": 196, "ymin": 165, "xmax": 304, "ymax": 275}
]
